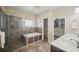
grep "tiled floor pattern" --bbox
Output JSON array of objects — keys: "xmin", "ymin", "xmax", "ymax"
[{"xmin": 15, "ymin": 40, "xmax": 50, "ymax": 52}]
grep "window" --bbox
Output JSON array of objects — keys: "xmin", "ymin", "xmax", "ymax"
[{"xmin": 22, "ymin": 19, "xmax": 34, "ymax": 27}]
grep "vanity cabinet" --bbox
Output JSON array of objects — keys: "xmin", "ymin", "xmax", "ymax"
[{"xmin": 50, "ymin": 45, "xmax": 65, "ymax": 52}]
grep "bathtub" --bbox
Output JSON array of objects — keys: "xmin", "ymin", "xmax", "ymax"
[
  {"xmin": 23, "ymin": 32, "xmax": 42, "ymax": 45},
  {"xmin": 23, "ymin": 32, "xmax": 41, "ymax": 38}
]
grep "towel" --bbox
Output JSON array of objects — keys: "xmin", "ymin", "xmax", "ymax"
[{"xmin": 0, "ymin": 32, "xmax": 5, "ymax": 48}]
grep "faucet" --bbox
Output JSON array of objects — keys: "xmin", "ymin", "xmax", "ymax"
[{"xmin": 70, "ymin": 39, "xmax": 79, "ymax": 48}]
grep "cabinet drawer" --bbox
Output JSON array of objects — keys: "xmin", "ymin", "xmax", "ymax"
[
  {"xmin": 24, "ymin": 38, "xmax": 27, "ymax": 45},
  {"xmin": 28, "ymin": 37, "xmax": 33, "ymax": 44},
  {"xmin": 39, "ymin": 35, "xmax": 42, "ymax": 40},
  {"xmin": 34, "ymin": 36, "xmax": 38, "ymax": 42}
]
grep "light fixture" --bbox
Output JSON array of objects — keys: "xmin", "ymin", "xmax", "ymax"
[
  {"xmin": 75, "ymin": 7, "xmax": 79, "ymax": 14},
  {"xmin": 35, "ymin": 6, "xmax": 40, "ymax": 8}
]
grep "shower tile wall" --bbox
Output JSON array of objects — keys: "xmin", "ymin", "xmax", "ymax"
[
  {"xmin": 8, "ymin": 18, "xmax": 42, "ymax": 51},
  {"xmin": 7, "ymin": 16, "xmax": 42, "ymax": 51},
  {"xmin": 0, "ymin": 7, "xmax": 42, "ymax": 51},
  {"xmin": 36, "ymin": 27, "xmax": 42, "ymax": 33},
  {"xmin": 7, "ymin": 16, "xmax": 24, "ymax": 51},
  {"xmin": 22, "ymin": 27, "xmax": 36, "ymax": 34}
]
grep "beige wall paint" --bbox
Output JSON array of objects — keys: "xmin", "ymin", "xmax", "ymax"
[{"xmin": 2, "ymin": 7, "xmax": 37, "ymax": 27}]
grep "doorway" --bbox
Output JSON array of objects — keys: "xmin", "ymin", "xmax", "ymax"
[{"xmin": 44, "ymin": 18, "xmax": 48, "ymax": 41}]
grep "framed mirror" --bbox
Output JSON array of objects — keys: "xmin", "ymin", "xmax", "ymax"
[{"xmin": 54, "ymin": 17, "xmax": 65, "ymax": 40}]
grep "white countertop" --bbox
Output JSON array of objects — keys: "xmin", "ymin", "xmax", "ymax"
[{"xmin": 50, "ymin": 34, "xmax": 79, "ymax": 52}]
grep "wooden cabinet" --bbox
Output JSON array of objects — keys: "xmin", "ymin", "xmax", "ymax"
[
  {"xmin": 50, "ymin": 45, "xmax": 65, "ymax": 52},
  {"xmin": 26, "ymin": 34, "xmax": 42, "ymax": 45},
  {"xmin": 39, "ymin": 35, "xmax": 42, "ymax": 40},
  {"xmin": 34, "ymin": 36, "xmax": 38, "ymax": 42},
  {"xmin": 28, "ymin": 37, "xmax": 33, "ymax": 44}
]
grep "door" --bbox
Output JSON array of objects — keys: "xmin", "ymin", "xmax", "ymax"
[{"xmin": 44, "ymin": 18, "xmax": 48, "ymax": 41}]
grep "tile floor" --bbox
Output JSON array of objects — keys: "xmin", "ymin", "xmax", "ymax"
[{"xmin": 15, "ymin": 40, "xmax": 50, "ymax": 52}]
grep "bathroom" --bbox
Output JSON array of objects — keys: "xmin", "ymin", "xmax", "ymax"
[{"xmin": 1, "ymin": 6, "xmax": 79, "ymax": 52}]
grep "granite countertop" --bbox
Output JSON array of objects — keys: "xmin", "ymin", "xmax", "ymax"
[{"xmin": 50, "ymin": 34, "xmax": 79, "ymax": 52}]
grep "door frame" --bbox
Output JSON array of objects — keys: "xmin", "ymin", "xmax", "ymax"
[{"xmin": 43, "ymin": 18, "xmax": 48, "ymax": 41}]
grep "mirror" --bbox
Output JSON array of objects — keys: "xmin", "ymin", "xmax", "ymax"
[{"xmin": 54, "ymin": 18, "xmax": 65, "ymax": 40}]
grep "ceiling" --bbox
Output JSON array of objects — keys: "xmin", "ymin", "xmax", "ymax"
[{"xmin": 6, "ymin": 6, "xmax": 61, "ymax": 14}]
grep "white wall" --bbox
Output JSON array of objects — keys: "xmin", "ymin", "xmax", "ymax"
[
  {"xmin": 37, "ymin": 11, "xmax": 49, "ymax": 28},
  {"xmin": 65, "ymin": 14, "xmax": 79, "ymax": 34}
]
